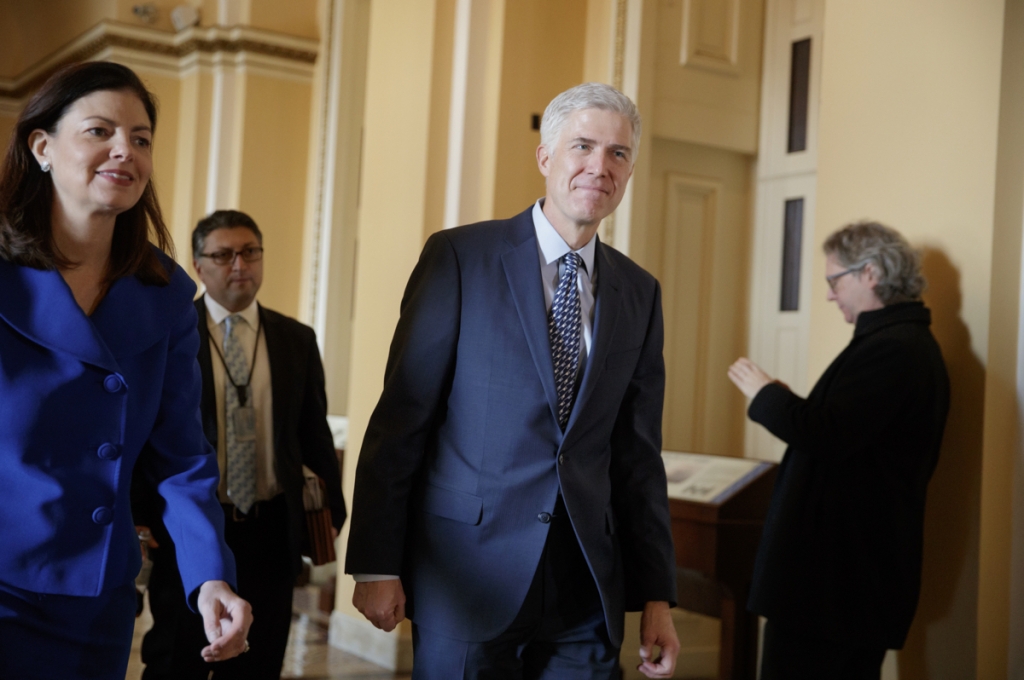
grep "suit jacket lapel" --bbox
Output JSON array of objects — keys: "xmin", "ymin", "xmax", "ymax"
[
  {"xmin": 259, "ymin": 304, "xmax": 288, "ymax": 465},
  {"xmin": 564, "ymin": 238, "xmax": 621, "ymax": 437},
  {"xmin": 194, "ymin": 297, "xmax": 219, "ymax": 447},
  {"xmin": 501, "ymin": 213, "xmax": 561, "ymax": 426},
  {"xmin": 91, "ymin": 273, "xmax": 170, "ymax": 360}
]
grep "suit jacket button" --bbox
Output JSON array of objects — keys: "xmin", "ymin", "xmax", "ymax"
[
  {"xmin": 103, "ymin": 374, "xmax": 124, "ymax": 393},
  {"xmin": 92, "ymin": 507, "xmax": 113, "ymax": 525},
  {"xmin": 558, "ymin": 454, "xmax": 565, "ymax": 465},
  {"xmin": 97, "ymin": 443, "xmax": 120, "ymax": 460},
  {"xmin": 537, "ymin": 512, "xmax": 552, "ymax": 524}
]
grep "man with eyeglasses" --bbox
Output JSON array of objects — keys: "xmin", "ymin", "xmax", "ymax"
[
  {"xmin": 134, "ymin": 210, "xmax": 345, "ymax": 680},
  {"xmin": 727, "ymin": 221, "xmax": 949, "ymax": 680}
]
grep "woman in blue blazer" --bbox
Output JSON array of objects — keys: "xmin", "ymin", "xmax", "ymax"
[{"xmin": 0, "ymin": 62, "xmax": 251, "ymax": 679}]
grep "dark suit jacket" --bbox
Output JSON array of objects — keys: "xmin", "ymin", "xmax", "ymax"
[
  {"xmin": 0, "ymin": 252, "xmax": 235, "ymax": 601},
  {"xmin": 747, "ymin": 302, "xmax": 950, "ymax": 649},
  {"xmin": 192, "ymin": 297, "xmax": 346, "ymax": 577},
  {"xmin": 345, "ymin": 207, "xmax": 677, "ymax": 646}
]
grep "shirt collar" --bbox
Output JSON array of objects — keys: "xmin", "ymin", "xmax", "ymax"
[
  {"xmin": 532, "ymin": 199, "xmax": 597, "ymax": 275},
  {"xmin": 204, "ymin": 292, "xmax": 259, "ymax": 329}
]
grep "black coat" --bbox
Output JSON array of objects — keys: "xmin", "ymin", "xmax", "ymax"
[
  {"xmin": 134, "ymin": 299, "xmax": 345, "ymax": 579},
  {"xmin": 747, "ymin": 301, "xmax": 949, "ymax": 649}
]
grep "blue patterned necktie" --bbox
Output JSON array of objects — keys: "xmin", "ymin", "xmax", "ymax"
[
  {"xmin": 549, "ymin": 252, "xmax": 582, "ymax": 430},
  {"xmin": 224, "ymin": 313, "xmax": 256, "ymax": 514}
]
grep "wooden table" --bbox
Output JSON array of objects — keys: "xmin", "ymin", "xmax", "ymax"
[{"xmin": 663, "ymin": 452, "xmax": 778, "ymax": 680}]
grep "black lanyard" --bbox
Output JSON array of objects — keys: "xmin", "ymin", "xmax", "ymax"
[{"xmin": 210, "ymin": 315, "xmax": 262, "ymax": 407}]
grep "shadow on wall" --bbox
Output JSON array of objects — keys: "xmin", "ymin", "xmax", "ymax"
[{"xmin": 897, "ymin": 247, "xmax": 984, "ymax": 680}]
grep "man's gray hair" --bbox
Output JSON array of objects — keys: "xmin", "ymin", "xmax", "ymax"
[
  {"xmin": 823, "ymin": 220, "xmax": 925, "ymax": 304},
  {"xmin": 540, "ymin": 82, "xmax": 642, "ymax": 159}
]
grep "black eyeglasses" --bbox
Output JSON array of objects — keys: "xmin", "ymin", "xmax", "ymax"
[
  {"xmin": 825, "ymin": 263, "xmax": 866, "ymax": 292},
  {"xmin": 199, "ymin": 247, "xmax": 264, "ymax": 266}
]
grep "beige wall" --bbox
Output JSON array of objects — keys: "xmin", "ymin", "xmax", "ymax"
[
  {"xmin": 642, "ymin": 139, "xmax": 752, "ymax": 456},
  {"xmin": 237, "ymin": 74, "xmax": 315, "ymax": 317},
  {"xmin": 137, "ymin": 71, "xmax": 183, "ymax": 257},
  {"xmin": 336, "ymin": 0, "xmax": 441, "ymax": 634},
  {"xmin": 491, "ymin": 0, "xmax": 588, "ymax": 219},
  {"xmin": 651, "ymin": 0, "xmax": 764, "ymax": 154},
  {"xmin": 0, "ymin": 115, "xmax": 16, "ymax": 153},
  {"xmin": 815, "ymin": 0, "xmax": 1011, "ymax": 676},
  {"xmin": 247, "ymin": 0, "xmax": 320, "ymax": 38},
  {"xmin": 168, "ymin": 69, "xmax": 215, "ymax": 262},
  {"xmin": 583, "ymin": 0, "xmax": 615, "ymax": 84},
  {"xmin": 0, "ymin": 0, "xmax": 115, "ymax": 77}
]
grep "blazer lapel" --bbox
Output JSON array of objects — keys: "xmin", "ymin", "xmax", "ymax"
[
  {"xmin": 0, "ymin": 258, "xmax": 119, "ymax": 373},
  {"xmin": 259, "ymin": 304, "xmax": 288, "ymax": 464},
  {"xmin": 194, "ymin": 298, "xmax": 219, "ymax": 447},
  {"xmin": 91, "ymin": 273, "xmax": 171, "ymax": 360},
  {"xmin": 501, "ymin": 213, "xmax": 560, "ymax": 426},
  {"xmin": 564, "ymin": 238, "xmax": 622, "ymax": 436}
]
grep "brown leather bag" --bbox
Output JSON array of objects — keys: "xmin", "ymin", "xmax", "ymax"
[{"xmin": 302, "ymin": 473, "xmax": 336, "ymax": 566}]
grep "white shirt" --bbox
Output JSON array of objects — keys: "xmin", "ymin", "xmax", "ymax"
[
  {"xmin": 354, "ymin": 202, "xmax": 599, "ymax": 584},
  {"xmin": 204, "ymin": 293, "xmax": 279, "ymax": 502},
  {"xmin": 532, "ymin": 199, "xmax": 597, "ymax": 361}
]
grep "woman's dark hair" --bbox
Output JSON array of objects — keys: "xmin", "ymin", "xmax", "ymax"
[{"xmin": 0, "ymin": 61, "xmax": 174, "ymax": 285}]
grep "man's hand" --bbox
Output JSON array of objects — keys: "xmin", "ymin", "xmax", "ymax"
[
  {"xmin": 638, "ymin": 601, "xmax": 679, "ymax": 678},
  {"xmin": 197, "ymin": 580, "xmax": 253, "ymax": 663},
  {"xmin": 353, "ymin": 578, "xmax": 406, "ymax": 632},
  {"xmin": 727, "ymin": 357, "xmax": 774, "ymax": 399}
]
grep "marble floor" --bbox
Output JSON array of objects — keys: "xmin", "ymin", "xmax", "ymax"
[{"xmin": 125, "ymin": 593, "xmax": 410, "ymax": 680}]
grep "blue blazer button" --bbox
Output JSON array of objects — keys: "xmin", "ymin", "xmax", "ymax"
[
  {"xmin": 97, "ymin": 443, "xmax": 120, "ymax": 460},
  {"xmin": 103, "ymin": 375, "xmax": 123, "ymax": 393},
  {"xmin": 537, "ymin": 512, "xmax": 552, "ymax": 524},
  {"xmin": 92, "ymin": 507, "xmax": 113, "ymax": 525}
]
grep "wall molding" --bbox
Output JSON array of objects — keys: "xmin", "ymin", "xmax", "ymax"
[
  {"xmin": 680, "ymin": 0, "xmax": 741, "ymax": 75},
  {"xmin": 600, "ymin": 0, "xmax": 630, "ymax": 249},
  {"xmin": 0, "ymin": 20, "xmax": 318, "ymax": 106},
  {"xmin": 662, "ymin": 172, "xmax": 720, "ymax": 451}
]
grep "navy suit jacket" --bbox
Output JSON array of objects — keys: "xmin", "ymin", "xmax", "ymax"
[
  {"xmin": 0, "ymin": 252, "xmax": 235, "ymax": 602},
  {"xmin": 346, "ymin": 208, "xmax": 676, "ymax": 646}
]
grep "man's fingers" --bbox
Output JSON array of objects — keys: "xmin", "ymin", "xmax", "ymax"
[
  {"xmin": 353, "ymin": 579, "xmax": 407, "ymax": 631},
  {"xmin": 369, "ymin": 601, "xmax": 404, "ymax": 631},
  {"xmin": 638, "ymin": 643, "xmax": 676, "ymax": 678},
  {"xmin": 638, "ymin": 657, "xmax": 673, "ymax": 678}
]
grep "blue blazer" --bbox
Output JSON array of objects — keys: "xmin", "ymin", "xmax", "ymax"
[
  {"xmin": 346, "ymin": 208, "xmax": 677, "ymax": 646},
  {"xmin": 0, "ymin": 252, "xmax": 235, "ymax": 602}
]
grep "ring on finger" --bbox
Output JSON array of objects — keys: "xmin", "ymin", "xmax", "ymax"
[{"xmin": 243, "ymin": 639, "xmax": 251, "ymax": 654}]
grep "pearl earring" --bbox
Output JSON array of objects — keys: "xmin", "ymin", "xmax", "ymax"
[{"xmin": 40, "ymin": 161, "xmax": 51, "ymax": 173}]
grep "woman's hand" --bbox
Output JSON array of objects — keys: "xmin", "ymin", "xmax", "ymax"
[
  {"xmin": 727, "ymin": 358, "xmax": 774, "ymax": 399},
  {"xmin": 197, "ymin": 580, "xmax": 253, "ymax": 662}
]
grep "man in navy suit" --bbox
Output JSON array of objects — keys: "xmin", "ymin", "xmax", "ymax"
[{"xmin": 346, "ymin": 83, "xmax": 679, "ymax": 679}]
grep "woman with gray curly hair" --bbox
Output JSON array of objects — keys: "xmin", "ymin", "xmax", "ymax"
[
  {"xmin": 822, "ymin": 221, "xmax": 926, "ymax": 319},
  {"xmin": 727, "ymin": 221, "xmax": 950, "ymax": 680}
]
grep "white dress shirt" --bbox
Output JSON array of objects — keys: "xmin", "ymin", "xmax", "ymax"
[
  {"xmin": 532, "ymin": 199, "xmax": 597, "ymax": 362},
  {"xmin": 204, "ymin": 293, "xmax": 279, "ymax": 502},
  {"xmin": 353, "ymin": 201, "xmax": 599, "ymax": 584}
]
